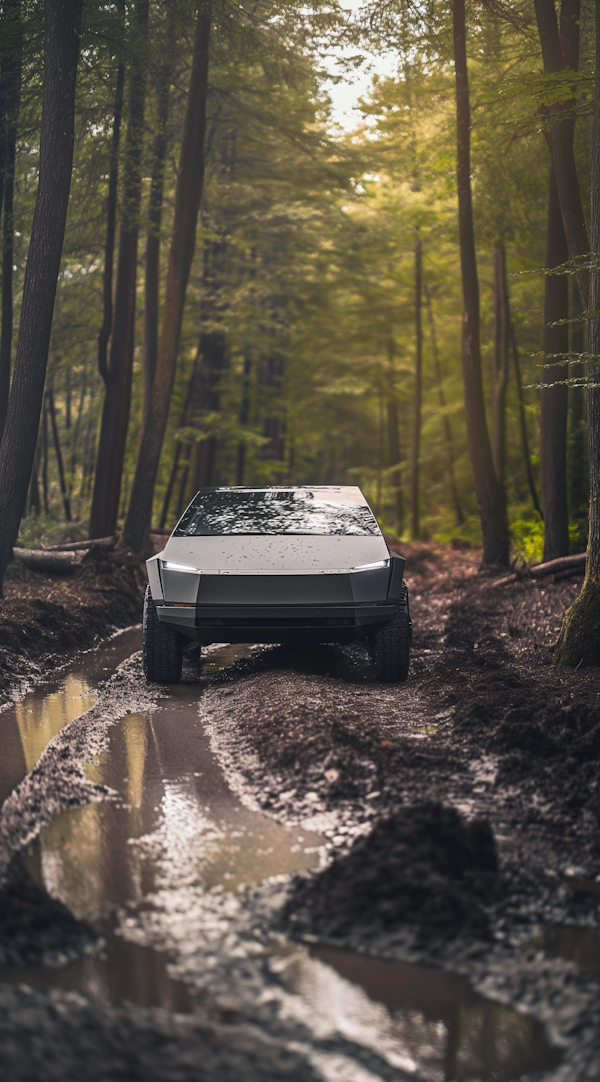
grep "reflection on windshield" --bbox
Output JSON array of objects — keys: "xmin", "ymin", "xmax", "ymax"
[{"xmin": 174, "ymin": 489, "xmax": 380, "ymax": 537}]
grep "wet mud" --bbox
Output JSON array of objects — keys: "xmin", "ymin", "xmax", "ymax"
[
  {"xmin": 284, "ymin": 804, "xmax": 498, "ymax": 941},
  {"xmin": 0, "ymin": 549, "xmax": 600, "ymax": 1078},
  {"xmin": 0, "ymin": 548, "xmax": 145, "ymax": 708}
]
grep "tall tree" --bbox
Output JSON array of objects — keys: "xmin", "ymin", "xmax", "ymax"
[
  {"xmin": 142, "ymin": 48, "xmax": 172, "ymax": 431},
  {"xmin": 453, "ymin": 0, "xmax": 508, "ymax": 566},
  {"xmin": 121, "ymin": 0, "xmax": 213, "ymax": 555},
  {"xmin": 0, "ymin": 0, "xmax": 82, "ymax": 592},
  {"xmin": 424, "ymin": 285, "xmax": 464, "ymax": 526},
  {"xmin": 540, "ymin": 166, "xmax": 570, "ymax": 560},
  {"xmin": 89, "ymin": 0, "xmax": 149, "ymax": 538},
  {"xmin": 534, "ymin": 0, "xmax": 589, "ymax": 307},
  {"xmin": 96, "ymin": 16, "xmax": 125, "ymax": 391},
  {"xmin": 555, "ymin": 0, "xmax": 600, "ymax": 667},
  {"xmin": 491, "ymin": 245, "xmax": 509, "ymax": 509},
  {"xmin": 0, "ymin": 0, "xmax": 22, "ymax": 442},
  {"xmin": 410, "ymin": 235, "xmax": 422, "ymax": 539}
]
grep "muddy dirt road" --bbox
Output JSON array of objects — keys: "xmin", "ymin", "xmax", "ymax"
[{"xmin": 1, "ymin": 550, "xmax": 600, "ymax": 1080}]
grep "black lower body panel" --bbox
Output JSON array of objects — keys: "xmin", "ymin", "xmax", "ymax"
[{"xmin": 155, "ymin": 603, "xmax": 397, "ymax": 646}]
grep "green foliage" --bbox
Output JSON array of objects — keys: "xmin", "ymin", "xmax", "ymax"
[
  {"xmin": 4, "ymin": 0, "xmax": 593, "ymax": 560},
  {"xmin": 510, "ymin": 516, "xmax": 545, "ymax": 565}
]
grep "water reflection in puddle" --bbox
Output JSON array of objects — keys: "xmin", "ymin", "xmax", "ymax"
[
  {"xmin": 0, "ymin": 934, "xmax": 205, "ymax": 1015},
  {"xmin": 531, "ymin": 924, "xmax": 600, "ymax": 981},
  {"xmin": 0, "ymin": 626, "xmax": 142, "ymax": 807},
  {"xmin": 0, "ymin": 641, "xmax": 562, "ymax": 1080},
  {"xmin": 278, "ymin": 945, "xmax": 561, "ymax": 1081}
]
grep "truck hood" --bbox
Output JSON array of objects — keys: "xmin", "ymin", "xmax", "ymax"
[{"xmin": 160, "ymin": 533, "xmax": 389, "ymax": 573}]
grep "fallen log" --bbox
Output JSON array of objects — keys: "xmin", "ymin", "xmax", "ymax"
[
  {"xmin": 43, "ymin": 536, "xmax": 117, "ymax": 552},
  {"xmin": 11, "ymin": 547, "xmax": 83, "ymax": 574},
  {"xmin": 491, "ymin": 552, "xmax": 586, "ymax": 589}
]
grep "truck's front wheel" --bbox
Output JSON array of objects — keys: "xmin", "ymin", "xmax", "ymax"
[
  {"xmin": 371, "ymin": 584, "xmax": 411, "ymax": 683},
  {"xmin": 142, "ymin": 586, "xmax": 183, "ymax": 684}
]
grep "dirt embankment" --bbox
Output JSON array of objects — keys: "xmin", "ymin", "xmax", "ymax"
[{"xmin": 0, "ymin": 548, "xmax": 146, "ymax": 707}]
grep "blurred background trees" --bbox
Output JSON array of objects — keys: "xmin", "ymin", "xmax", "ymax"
[{"xmin": 0, "ymin": 0, "xmax": 595, "ymax": 568}]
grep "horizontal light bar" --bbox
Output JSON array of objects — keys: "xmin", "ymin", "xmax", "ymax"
[
  {"xmin": 161, "ymin": 560, "xmax": 200, "ymax": 574},
  {"xmin": 353, "ymin": 559, "xmax": 390, "ymax": 572}
]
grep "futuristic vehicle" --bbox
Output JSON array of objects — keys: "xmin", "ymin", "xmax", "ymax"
[{"xmin": 144, "ymin": 486, "xmax": 411, "ymax": 684}]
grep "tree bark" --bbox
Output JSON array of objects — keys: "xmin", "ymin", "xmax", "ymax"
[
  {"xmin": 410, "ymin": 237, "xmax": 422, "ymax": 540},
  {"xmin": 386, "ymin": 336, "xmax": 404, "ymax": 536},
  {"xmin": 0, "ymin": 0, "xmax": 82, "ymax": 592},
  {"xmin": 159, "ymin": 351, "xmax": 200, "ymax": 528},
  {"xmin": 28, "ymin": 437, "xmax": 41, "ymax": 516},
  {"xmin": 534, "ymin": 0, "xmax": 589, "ymax": 308},
  {"xmin": 453, "ymin": 0, "xmax": 508, "ymax": 566},
  {"xmin": 540, "ymin": 166, "xmax": 570, "ymax": 560},
  {"xmin": 236, "ymin": 353, "xmax": 251, "ymax": 485},
  {"xmin": 89, "ymin": 0, "xmax": 148, "ymax": 539},
  {"xmin": 191, "ymin": 330, "xmax": 225, "ymax": 492},
  {"xmin": 424, "ymin": 285, "xmax": 464, "ymax": 526},
  {"xmin": 97, "ymin": 47, "xmax": 125, "ymax": 386},
  {"xmin": 491, "ymin": 245, "xmax": 510, "ymax": 506},
  {"xmin": 47, "ymin": 385, "xmax": 71, "ymax": 521},
  {"xmin": 555, "ymin": 0, "xmax": 600, "ymax": 666},
  {"xmin": 42, "ymin": 395, "xmax": 48, "ymax": 513},
  {"xmin": 0, "ymin": 0, "xmax": 22, "ymax": 444},
  {"xmin": 121, "ymin": 0, "xmax": 213, "ymax": 555},
  {"xmin": 142, "ymin": 59, "xmax": 171, "ymax": 431},
  {"xmin": 568, "ymin": 276, "xmax": 588, "ymax": 537},
  {"xmin": 510, "ymin": 326, "xmax": 543, "ymax": 520}
]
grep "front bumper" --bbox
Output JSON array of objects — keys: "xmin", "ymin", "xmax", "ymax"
[{"xmin": 156, "ymin": 602, "xmax": 398, "ymax": 645}]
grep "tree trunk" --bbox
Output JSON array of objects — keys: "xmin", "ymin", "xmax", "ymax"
[
  {"xmin": 97, "ymin": 47, "xmax": 125, "ymax": 386},
  {"xmin": 386, "ymin": 336, "xmax": 404, "ymax": 536},
  {"xmin": 534, "ymin": 0, "xmax": 589, "ymax": 308},
  {"xmin": 47, "ymin": 385, "xmax": 71, "ymax": 521},
  {"xmin": 190, "ymin": 330, "xmax": 225, "ymax": 492},
  {"xmin": 555, "ymin": 0, "xmax": 600, "ymax": 667},
  {"xmin": 0, "ymin": 0, "xmax": 82, "ymax": 592},
  {"xmin": 158, "ymin": 351, "xmax": 200, "ymax": 528},
  {"xmin": 491, "ymin": 245, "xmax": 509, "ymax": 506},
  {"xmin": 510, "ymin": 326, "xmax": 543, "ymax": 520},
  {"xmin": 28, "ymin": 437, "xmax": 40, "ymax": 515},
  {"xmin": 410, "ymin": 237, "xmax": 422, "ymax": 540},
  {"xmin": 121, "ymin": 0, "xmax": 213, "ymax": 555},
  {"xmin": 568, "ymin": 276, "xmax": 588, "ymax": 540},
  {"xmin": 89, "ymin": 0, "xmax": 148, "ymax": 539},
  {"xmin": 452, "ymin": 0, "xmax": 508, "ymax": 566},
  {"xmin": 540, "ymin": 166, "xmax": 570, "ymax": 560},
  {"xmin": 424, "ymin": 285, "xmax": 464, "ymax": 526},
  {"xmin": 142, "ymin": 59, "xmax": 171, "ymax": 431},
  {"xmin": 236, "ymin": 353, "xmax": 251, "ymax": 485},
  {"xmin": 42, "ymin": 395, "xmax": 49, "ymax": 513},
  {"xmin": 0, "ymin": 0, "xmax": 22, "ymax": 444}
]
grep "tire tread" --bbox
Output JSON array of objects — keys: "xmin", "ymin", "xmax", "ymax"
[{"xmin": 142, "ymin": 586, "xmax": 183, "ymax": 684}]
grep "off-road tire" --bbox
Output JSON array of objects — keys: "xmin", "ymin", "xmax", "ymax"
[
  {"xmin": 371, "ymin": 582, "xmax": 411, "ymax": 683},
  {"xmin": 143, "ymin": 586, "xmax": 183, "ymax": 684}
]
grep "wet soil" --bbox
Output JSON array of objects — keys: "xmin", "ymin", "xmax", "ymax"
[
  {"xmin": 0, "ymin": 548, "xmax": 146, "ymax": 707},
  {"xmin": 284, "ymin": 803, "xmax": 498, "ymax": 941},
  {"xmin": 0, "ymin": 543, "xmax": 599, "ymax": 1079}
]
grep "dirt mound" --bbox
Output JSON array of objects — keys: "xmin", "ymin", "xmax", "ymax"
[
  {"xmin": 0, "ymin": 549, "xmax": 145, "ymax": 705},
  {"xmin": 0, "ymin": 860, "xmax": 97, "ymax": 966},
  {"xmin": 284, "ymin": 803, "xmax": 498, "ymax": 941}
]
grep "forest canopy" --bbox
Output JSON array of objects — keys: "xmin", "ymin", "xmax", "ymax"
[{"xmin": 0, "ymin": 0, "xmax": 598, "ymax": 635}]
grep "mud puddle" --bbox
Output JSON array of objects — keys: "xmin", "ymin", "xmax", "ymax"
[
  {"xmin": 531, "ymin": 924, "xmax": 600, "ymax": 981},
  {"xmin": 0, "ymin": 932, "xmax": 208, "ymax": 1014},
  {"xmin": 0, "ymin": 626, "xmax": 142, "ymax": 806},
  {"xmin": 0, "ymin": 642, "xmax": 566, "ymax": 1079}
]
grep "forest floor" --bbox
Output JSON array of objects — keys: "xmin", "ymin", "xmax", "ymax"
[
  {"xmin": 0, "ymin": 542, "xmax": 599, "ymax": 1079},
  {"xmin": 0, "ymin": 547, "xmax": 146, "ymax": 708}
]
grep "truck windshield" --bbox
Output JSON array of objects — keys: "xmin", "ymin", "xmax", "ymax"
[{"xmin": 173, "ymin": 490, "xmax": 380, "ymax": 537}]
